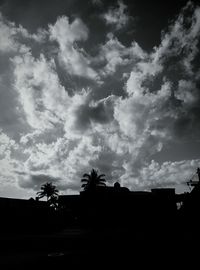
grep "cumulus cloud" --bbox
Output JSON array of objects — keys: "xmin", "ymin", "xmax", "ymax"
[
  {"xmin": 49, "ymin": 16, "xmax": 99, "ymax": 80},
  {"xmin": 152, "ymin": 1, "xmax": 200, "ymax": 76},
  {"xmin": 0, "ymin": 2, "xmax": 200, "ymax": 198},
  {"xmin": 102, "ymin": 1, "xmax": 130, "ymax": 30},
  {"xmin": 108, "ymin": 1, "xmax": 200, "ymax": 187},
  {"xmin": 0, "ymin": 12, "xmax": 47, "ymax": 53},
  {"xmin": 0, "ymin": 12, "xmax": 27, "ymax": 53},
  {"xmin": 97, "ymin": 33, "xmax": 130, "ymax": 75},
  {"xmin": 12, "ymin": 52, "xmax": 70, "ymax": 130},
  {"xmin": 0, "ymin": 130, "xmax": 22, "ymax": 185},
  {"xmin": 94, "ymin": 33, "xmax": 147, "ymax": 78},
  {"xmin": 121, "ymin": 159, "xmax": 200, "ymax": 190},
  {"xmin": 0, "ymin": 131, "xmax": 17, "ymax": 156},
  {"xmin": 18, "ymin": 135, "xmax": 102, "ymax": 192}
]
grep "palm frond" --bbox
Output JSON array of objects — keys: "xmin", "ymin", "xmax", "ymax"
[
  {"xmin": 98, "ymin": 174, "xmax": 105, "ymax": 178},
  {"xmin": 81, "ymin": 178, "xmax": 89, "ymax": 182},
  {"xmin": 97, "ymin": 183, "xmax": 106, "ymax": 187},
  {"xmin": 37, "ymin": 182, "xmax": 59, "ymax": 202},
  {"xmin": 81, "ymin": 169, "xmax": 107, "ymax": 191},
  {"xmin": 83, "ymin": 173, "xmax": 90, "ymax": 178},
  {"xmin": 98, "ymin": 178, "xmax": 106, "ymax": 182},
  {"xmin": 37, "ymin": 190, "xmax": 44, "ymax": 195}
]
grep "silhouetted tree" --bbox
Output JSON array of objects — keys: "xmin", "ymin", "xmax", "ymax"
[
  {"xmin": 37, "ymin": 182, "xmax": 59, "ymax": 207},
  {"xmin": 81, "ymin": 169, "xmax": 106, "ymax": 191},
  {"xmin": 48, "ymin": 194, "xmax": 60, "ymax": 210}
]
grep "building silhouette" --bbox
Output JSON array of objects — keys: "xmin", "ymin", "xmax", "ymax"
[
  {"xmin": 1, "ymin": 169, "xmax": 200, "ymax": 268},
  {"xmin": 58, "ymin": 182, "xmax": 177, "ymax": 231}
]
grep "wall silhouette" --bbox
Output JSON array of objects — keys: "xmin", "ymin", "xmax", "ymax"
[
  {"xmin": 59, "ymin": 184, "xmax": 177, "ymax": 234},
  {"xmin": 0, "ymin": 197, "xmax": 62, "ymax": 234},
  {"xmin": 1, "ymin": 172, "xmax": 200, "ymax": 268}
]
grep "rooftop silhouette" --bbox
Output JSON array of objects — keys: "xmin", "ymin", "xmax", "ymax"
[{"xmin": 0, "ymin": 167, "xmax": 200, "ymax": 268}]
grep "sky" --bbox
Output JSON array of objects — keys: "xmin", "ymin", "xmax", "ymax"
[{"xmin": 0, "ymin": 0, "xmax": 200, "ymax": 199}]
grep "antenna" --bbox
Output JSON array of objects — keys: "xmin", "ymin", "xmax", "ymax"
[{"xmin": 186, "ymin": 168, "xmax": 200, "ymax": 189}]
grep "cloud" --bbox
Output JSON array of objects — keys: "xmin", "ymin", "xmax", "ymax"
[
  {"xmin": 73, "ymin": 95, "xmax": 116, "ymax": 132},
  {"xmin": 49, "ymin": 16, "xmax": 99, "ymax": 80},
  {"xmin": 0, "ymin": 130, "xmax": 22, "ymax": 185},
  {"xmin": 92, "ymin": 0, "xmax": 103, "ymax": 7},
  {"xmin": 12, "ymin": 51, "xmax": 91, "ymax": 135},
  {"xmin": 102, "ymin": 1, "xmax": 130, "ymax": 30},
  {"xmin": 175, "ymin": 80, "xmax": 198, "ymax": 105},
  {"xmin": 0, "ymin": 2, "xmax": 200, "ymax": 198},
  {"xmin": 97, "ymin": 33, "xmax": 130, "ymax": 75},
  {"xmin": 0, "ymin": 65, "xmax": 29, "ymax": 140},
  {"xmin": 108, "ymin": 1, "xmax": 200, "ymax": 187},
  {"xmin": 18, "ymin": 134, "xmax": 102, "ymax": 192},
  {"xmin": 152, "ymin": 1, "xmax": 200, "ymax": 76},
  {"xmin": 12, "ymin": 52, "xmax": 69, "ymax": 130},
  {"xmin": 19, "ymin": 173, "xmax": 61, "ymax": 191},
  {"xmin": 94, "ymin": 33, "xmax": 147, "ymax": 78},
  {"xmin": 121, "ymin": 159, "xmax": 200, "ymax": 190},
  {"xmin": 0, "ymin": 12, "xmax": 27, "ymax": 53},
  {"xmin": 0, "ymin": 12, "xmax": 47, "ymax": 53}
]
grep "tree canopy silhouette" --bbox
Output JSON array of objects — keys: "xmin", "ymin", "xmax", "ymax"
[
  {"xmin": 37, "ymin": 182, "xmax": 59, "ymax": 207},
  {"xmin": 81, "ymin": 169, "xmax": 106, "ymax": 191}
]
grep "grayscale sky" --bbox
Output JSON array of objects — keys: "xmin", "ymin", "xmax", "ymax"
[{"xmin": 0, "ymin": 0, "xmax": 200, "ymax": 199}]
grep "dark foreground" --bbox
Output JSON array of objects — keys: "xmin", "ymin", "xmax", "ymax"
[{"xmin": 0, "ymin": 226, "xmax": 199, "ymax": 269}]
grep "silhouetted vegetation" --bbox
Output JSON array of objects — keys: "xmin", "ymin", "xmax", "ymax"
[
  {"xmin": 37, "ymin": 182, "xmax": 59, "ymax": 208},
  {"xmin": 81, "ymin": 169, "xmax": 106, "ymax": 191},
  {"xmin": 1, "ymin": 168, "xmax": 200, "ymax": 268}
]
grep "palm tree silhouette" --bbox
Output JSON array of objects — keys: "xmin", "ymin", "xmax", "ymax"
[
  {"xmin": 81, "ymin": 169, "xmax": 106, "ymax": 191},
  {"xmin": 37, "ymin": 182, "xmax": 59, "ymax": 205}
]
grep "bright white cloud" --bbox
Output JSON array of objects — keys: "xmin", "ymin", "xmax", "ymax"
[
  {"xmin": 0, "ymin": 131, "xmax": 17, "ymax": 159},
  {"xmin": 18, "ymin": 134, "xmax": 102, "ymax": 191},
  {"xmin": 0, "ymin": 12, "xmax": 25, "ymax": 53},
  {"xmin": 96, "ymin": 34, "xmax": 147, "ymax": 77},
  {"xmin": 49, "ymin": 16, "xmax": 99, "ymax": 80},
  {"xmin": 121, "ymin": 159, "xmax": 200, "ymax": 190},
  {"xmin": 0, "ymin": 2, "xmax": 200, "ymax": 198},
  {"xmin": 12, "ymin": 52, "xmax": 69, "ymax": 130},
  {"xmin": 98, "ymin": 33, "xmax": 130, "ymax": 75},
  {"xmin": 12, "ymin": 52, "xmax": 90, "ymax": 134},
  {"xmin": 152, "ymin": 1, "xmax": 200, "ymax": 76},
  {"xmin": 0, "ymin": 131, "xmax": 22, "ymax": 185}
]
